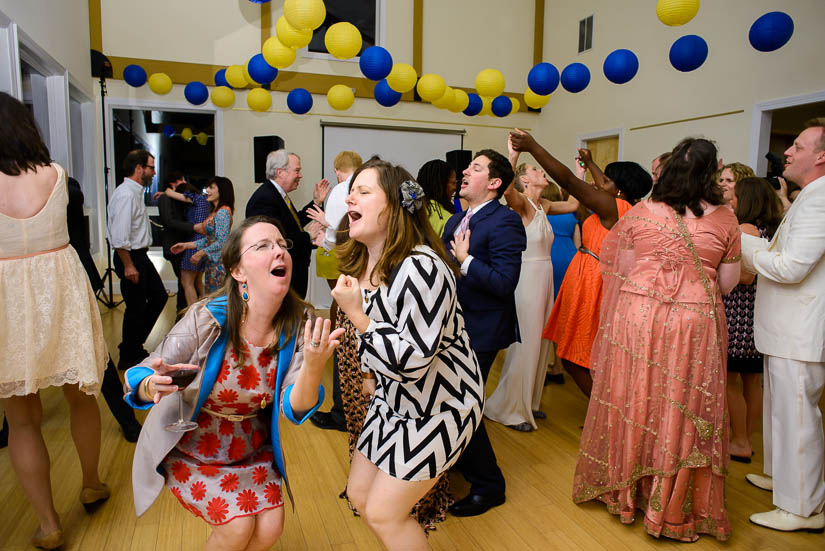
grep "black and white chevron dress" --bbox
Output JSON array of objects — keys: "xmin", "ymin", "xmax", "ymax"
[{"xmin": 356, "ymin": 245, "xmax": 484, "ymax": 481}]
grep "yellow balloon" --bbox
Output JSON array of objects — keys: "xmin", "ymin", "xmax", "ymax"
[
  {"xmin": 327, "ymin": 84, "xmax": 354, "ymax": 111},
  {"xmin": 656, "ymin": 0, "xmax": 700, "ymax": 26},
  {"xmin": 449, "ymin": 89, "xmax": 470, "ymax": 113},
  {"xmin": 325, "ymin": 22, "xmax": 362, "ymax": 60},
  {"xmin": 386, "ymin": 63, "xmax": 417, "ymax": 93},
  {"xmin": 243, "ymin": 64, "xmax": 261, "ymax": 87},
  {"xmin": 416, "ymin": 74, "xmax": 446, "ymax": 102},
  {"xmin": 225, "ymin": 65, "xmax": 248, "ymax": 89},
  {"xmin": 284, "ymin": 0, "xmax": 326, "ymax": 31},
  {"xmin": 479, "ymin": 96, "xmax": 493, "ymax": 116},
  {"xmin": 524, "ymin": 88, "xmax": 550, "ymax": 109},
  {"xmin": 475, "ymin": 68, "xmax": 505, "ymax": 98},
  {"xmin": 211, "ymin": 86, "xmax": 235, "ymax": 108},
  {"xmin": 180, "ymin": 128, "xmax": 193, "ymax": 142},
  {"xmin": 148, "ymin": 73, "xmax": 172, "ymax": 95},
  {"xmin": 247, "ymin": 88, "xmax": 272, "ymax": 112},
  {"xmin": 509, "ymin": 97, "xmax": 521, "ymax": 113},
  {"xmin": 263, "ymin": 36, "xmax": 296, "ymax": 69},
  {"xmin": 276, "ymin": 16, "xmax": 312, "ymax": 49},
  {"xmin": 432, "ymin": 87, "xmax": 455, "ymax": 109},
  {"xmin": 196, "ymin": 132, "xmax": 209, "ymax": 146}
]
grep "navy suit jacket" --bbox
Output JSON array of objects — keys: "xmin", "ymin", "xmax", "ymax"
[
  {"xmin": 442, "ymin": 200, "xmax": 526, "ymax": 353},
  {"xmin": 245, "ymin": 182, "xmax": 314, "ymax": 298}
]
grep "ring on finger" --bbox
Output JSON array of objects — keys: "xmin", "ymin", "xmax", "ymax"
[{"xmin": 310, "ymin": 340, "xmax": 321, "ymax": 348}]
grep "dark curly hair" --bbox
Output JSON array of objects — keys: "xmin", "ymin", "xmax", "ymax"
[
  {"xmin": 417, "ymin": 159, "xmax": 455, "ymax": 216},
  {"xmin": 604, "ymin": 161, "xmax": 652, "ymax": 203},
  {"xmin": 651, "ymin": 138, "xmax": 724, "ymax": 216},
  {"xmin": 0, "ymin": 92, "xmax": 51, "ymax": 175}
]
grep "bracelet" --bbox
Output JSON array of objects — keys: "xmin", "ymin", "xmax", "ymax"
[{"xmin": 142, "ymin": 376, "xmax": 153, "ymax": 401}]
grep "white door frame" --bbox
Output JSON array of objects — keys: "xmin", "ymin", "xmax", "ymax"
[
  {"xmin": 577, "ymin": 127, "xmax": 624, "ymax": 161},
  {"xmin": 749, "ymin": 90, "xmax": 825, "ymax": 176}
]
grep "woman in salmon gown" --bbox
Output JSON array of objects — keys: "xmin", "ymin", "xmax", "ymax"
[
  {"xmin": 509, "ymin": 131, "xmax": 653, "ymax": 398},
  {"xmin": 573, "ymin": 138, "xmax": 742, "ymax": 542}
]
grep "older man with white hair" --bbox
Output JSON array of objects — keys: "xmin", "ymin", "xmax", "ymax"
[{"xmin": 245, "ymin": 149, "xmax": 329, "ymax": 298}]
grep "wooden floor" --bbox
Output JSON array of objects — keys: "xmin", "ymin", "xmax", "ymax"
[{"xmin": 1, "ymin": 296, "xmax": 823, "ymax": 550}]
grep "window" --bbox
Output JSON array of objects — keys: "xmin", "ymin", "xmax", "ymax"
[
  {"xmin": 303, "ymin": 0, "xmax": 384, "ymax": 60},
  {"xmin": 578, "ymin": 15, "xmax": 593, "ymax": 53}
]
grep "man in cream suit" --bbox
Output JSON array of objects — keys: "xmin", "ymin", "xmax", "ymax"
[{"xmin": 742, "ymin": 118, "xmax": 825, "ymax": 533}]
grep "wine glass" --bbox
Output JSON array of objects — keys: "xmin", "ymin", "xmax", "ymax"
[{"xmin": 161, "ymin": 332, "xmax": 200, "ymax": 433}]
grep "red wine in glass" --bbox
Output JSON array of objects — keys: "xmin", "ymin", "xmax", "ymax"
[
  {"xmin": 161, "ymin": 332, "xmax": 200, "ymax": 433},
  {"xmin": 166, "ymin": 369, "xmax": 198, "ymax": 388}
]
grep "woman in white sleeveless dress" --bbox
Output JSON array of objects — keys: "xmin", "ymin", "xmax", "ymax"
[{"xmin": 485, "ymin": 136, "xmax": 579, "ymax": 431}]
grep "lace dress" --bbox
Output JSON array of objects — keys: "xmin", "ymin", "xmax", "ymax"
[
  {"xmin": 0, "ymin": 163, "xmax": 107, "ymax": 397},
  {"xmin": 162, "ymin": 340, "xmax": 284, "ymax": 524}
]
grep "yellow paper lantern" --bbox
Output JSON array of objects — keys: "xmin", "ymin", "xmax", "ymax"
[
  {"xmin": 148, "ymin": 73, "xmax": 172, "ymax": 95},
  {"xmin": 284, "ymin": 0, "xmax": 326, "ymax": 31},
  {"xmin": 416, "ymin": 74, "xmax": 446, "ymax": 102},
  {"xmin": 449, "ymin": 89, "xmax": 470, "ymax": 113},
  {"xmin": 386, "ymin": 63, "xmax": 417, "ymax": 93},
  {"xmin": 180, "ymin": 128, "xmax": 193, "ymax": 142},
  {"xmin": 225, "ymin": 65, "xmax": 248, "ymax": 89},
  {"xmin": 242, "ymin": 64, "xmax": 261, "ymax": 88},
  {"xmin": 524, "ymin": 88, "xmax": 550, "ymax": 109},
  {"xmin": 509, "ymin": 97, "xmax": 521, "ymax": 113},
  {"xmin": 211, "ymin": 86, "xmax": 235, "ymax": 108},
  {"xmin": 276, "ymin": 16, "xmax": 312, "ymax": 49},
  {"xmin": 325, "ymin": 22, "xmax": 362, "ymax": 60},
  {"xmin": 196, "ymin": 132, "xmax": 209, "ymax": 146},
  {"xmin": 262, "ymin": 36, "xmax": 297, "ymax": 69},
  {"xmin": 432, "ymin": 87, "xmax": 455, "ymax": 109},
  {"xmin": 327, "ymin": 84, "xmax": 354, "ymax": 111},
  {"xmin": 656, "ymin": 0, "xmax": 700, "ymax": 26},
  {"xmin": 247, "ymin": 88, "xmax": 272, "ymax": 112},
  {"xmin": 475, "ymin": 68, "xmax": 505, "ymax": 98},
  {"xmin": 479, "ymin": 96, "xmax": 493, "ymax": 116}
]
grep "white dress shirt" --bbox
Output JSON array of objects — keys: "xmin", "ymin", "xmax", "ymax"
[
  {"xmin": 322, "ymin": 176, "xmax": 352, "ymax": 251},
  {"xmin": 453, "ymin": 199, "xmax": 493, "ymax": 275},
  {"xmin": 107, "ymin": 178, "xmax": 152, "ymax": 250}
]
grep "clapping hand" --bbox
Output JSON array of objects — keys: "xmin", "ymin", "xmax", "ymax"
[
  {"xmin": 313, "ymin": 179, "xmax": 331, "ymax": 205},
  {"xmin": 302, "ymin": 316, "xmax": 344, "ymax": 369},
  {"xmin": 306, "ymin": 204, "xmax": 328, "ymax": 227},
  {"xmin": 308, "ymin": 221, "xmax": 326, "ymax": 247}
]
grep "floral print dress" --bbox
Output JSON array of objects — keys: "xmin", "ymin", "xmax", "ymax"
[
  {"xmin": 161, "ymin": 340, "xmax": 283, "ymax": 525},
  {"xmin": 195, "ymin": 205, "xmax": 232, "ymax": 292}
]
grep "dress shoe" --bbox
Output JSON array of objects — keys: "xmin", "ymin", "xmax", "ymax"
[
  {"xmin": 532, "ymin": 410, "xmax": 547, "ymax": 420},
  {"xmin": 545, "ymin": 373, "xmax": 564, "ymax": 385},
  {"xmin": 745, "ymin": 473, "xmax": 773, "ymax": 491},
  {"xmin": 750, "ymin": 508, "xmax": 825, "ymax": 533},
  {"xmin": 309, "ymin": 411, "xmax": 347, "ymax": 432},
  {"xmin": 730, "ymin": 453, "xmax": 752, "ymax": 464},
  {"xmin": 449, "ymin": 493, "xmax": 505, "ymax": 517},
  {"xmin": 32, "ymin": 528, "xmax": 64, "ymax": 549},
  {"xmin": 507, "ymin": 422, "xmax": 534, "ymax": 432},
  {"xmin": 80, "ymin": 483, "xmax": 111, "ymax": 512},
  {"xmin": 121, "ymin": 421, "xmax": 142, "ymax": 443}
]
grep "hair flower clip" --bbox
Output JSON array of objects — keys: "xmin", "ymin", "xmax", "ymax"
[{"xmin": 399, "ymin": 180, "xmax": 425, "ymax": 214}]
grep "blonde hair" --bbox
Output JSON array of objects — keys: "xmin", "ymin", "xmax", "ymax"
[
  {"xmin": 334, "ymin": 151, "xmax": 363, "ymax": 173},
  {"xmin": 721, "ymin": 162, "xmax": 755, "ymax": 184}
]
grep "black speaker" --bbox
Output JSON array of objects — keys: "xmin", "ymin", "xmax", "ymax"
[
  {"xmin": 254, "ymin": 135, "xmax": 285, "ymax": 183},
  {"xmin": 90, "ymin": 49, "xmax": 112, "ymax": 78},
  {"xmin": 446, "ymin": 149, "xmax": 472, "ymax": 177}
]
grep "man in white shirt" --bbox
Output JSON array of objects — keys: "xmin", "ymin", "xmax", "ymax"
[
  {"xmin": 743, "ymin": 118, "xmax": 825, "ymax": 533},
  {"xmin": 107, "ymin": 149, "xmax": 168, "ymax": 370}
]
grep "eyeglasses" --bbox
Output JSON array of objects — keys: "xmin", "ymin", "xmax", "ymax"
[
  {"xmin": 241, "ymin": 239, "xmax": 293, "ymax": 256},
  {"xmin": 144, "ymin": 164, "xmax": 156, "ymax": 170}
]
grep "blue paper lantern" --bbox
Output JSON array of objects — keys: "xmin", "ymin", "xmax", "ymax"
[
  {"xmin": 749, "ymin": 12, "xmax": 794, "ymax": 52},
  {"xmin": 560, "ymin": 63, "xmax": 590, "ymax": 93},
  {"xmin": 184, "ymin": 82, "xmax": 209, "ymax": 105},
  {"xmin": 123, "ymin": 64, "xmax": 147, "ymax": 87},
  {"xmin": 162, "ymin": 125, "xmax": 175, "ymax": 138},
  {"xmin": 491, "ymin": 95, "xmax": 512, "ymax": 117},
  {"xmin": 373, "ymin": 79, "xmax": 401, "ymax": 107},
  {"xmin": 669, "ymin": 35, "xmax": 708, "ymax": 72},
  {"xmin": 527, "ymin": 63, "xmax": 559, "ymax": 95},
  {"xmin": 214, "ymin": 68, "xmax": 232, "ymax": 89},
  {"xmin": 287, "ymin": 88, "xmax": 312, "ymax": 114},
  {"xmin": 247, "ymin": 54, "xmax": 278, "ymax": 84},
  {"xmin": 603, "ymin": 49, "xmax": 639, "ymax": 84},
  {"xmin": 463, "ymin": 93, "xmax": 483, "ymax": 116},
  {"xmin": 248, "ymin": 0, "xmax": 271, "ymax": 3},
  {"xmin": 360, "ymin": 46, "xmax": 393, "ymax": 81}
]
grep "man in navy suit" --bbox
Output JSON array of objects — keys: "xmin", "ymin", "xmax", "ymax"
[
  {"xmin": 245, "ymin": 149, "xmax": 329, "ymax": 298},
  {"xmin": 442, "ymin": 148, "xmax": 527, "ymax": 516}
]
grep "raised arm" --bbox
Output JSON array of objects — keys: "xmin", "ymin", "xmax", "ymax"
[
  {"xmin": 503, "ymin": 134, "xmax": 530, "ymax": 218},
  {"xmin": 510, "ymin": 129, "xmax": 619, "ymax": 228}
]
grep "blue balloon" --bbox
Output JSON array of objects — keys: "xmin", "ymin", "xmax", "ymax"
[
  {"xmin": 287, "ymin": 88, "xmax": 312, "ymax": 115},
  {"xmin": 360, "ymin": 46, "xmax": 393, "ymax": 81},
  {"xmin": 162, "ymin": 125, "xmax": 175, "ymax": 138},
  {"xmin": 247, "ymin": 54, "xmax": 278, "ymax": 84},
  {"xmin": 373, "ymin": 80, "xmax": 401, "ymax": 107},
  {"xmin": 214, "ymin": 68, "xmax": 232, "ymax": 89},
  {"xmin": 749, "ymin": 12, "xmax": 794, "ymax": 52},
  {"xmin": 603, "ymin": 49, "xmax": 639, "ymax": 84},
  {"xmin": 491, "ymin": 95, "xmax": 512, "ymax": 117},
  {"xmin": 123, "ymin": 64, "xmax": 147, "ymax": 87},
  {"xmin": 463, "ymin": 93, "xmax": 483, "ymax": 116},
  {"xmin": 669, "ymin": 35, "xmax": 708, "ymax": 72},
  {"xmin": 184, "ymin": 81, "xmax": 209, "ymax": 105},
  {"xmin": 560, "ymin": 63, "xmax": 590, "ymax": 93},
  {"xmin": 527, "ymin": 63, "xmax": 559, "ymax": 95}
]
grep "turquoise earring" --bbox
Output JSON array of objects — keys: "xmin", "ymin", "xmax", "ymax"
[{"xmin": 241, "ymin": 282, "xmax": 249, "ymax": 302}]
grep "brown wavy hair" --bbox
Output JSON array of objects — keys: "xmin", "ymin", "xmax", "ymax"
[
  {"xmin": 0, "ymin": 92, "xmax": 51, "ymax": 175},
  {"xmin": 336, "ymin": 157, "xmax": 458, "ymax": 285},
  {"xmin": 734, "ymin": 177, "xmax": 784, "ymax": 238},
  {"xmin": 651, "ymin": 137, "xmax": 725, "ymax": 216}
]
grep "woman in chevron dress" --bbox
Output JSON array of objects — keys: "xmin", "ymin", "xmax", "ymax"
[{"xmin": 332, "ymin": 158, "xmax": 484, "ymax": 550}]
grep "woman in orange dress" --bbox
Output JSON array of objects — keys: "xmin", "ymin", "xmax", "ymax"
[
  {"xmin": 510, "ymin": 131, "xmax": 652, "ymax": 397},
  {"xmin": 572, "ymin": 138, "xmax": 741, "ymax": 542}
]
